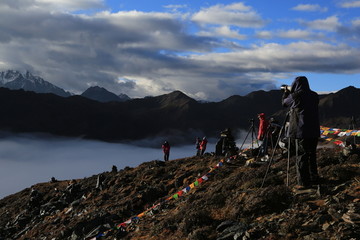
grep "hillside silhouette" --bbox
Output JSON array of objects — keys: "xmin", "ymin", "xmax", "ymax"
[
  {"xmin": 0, "ymin": 143, "xmax": 359, "ymax": 239},
  {"xmin": 0, "ymin": 86, "xmax": 359, "ymax": 143}
]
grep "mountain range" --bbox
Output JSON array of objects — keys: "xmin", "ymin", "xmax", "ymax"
[
  {"xmin": 0, "ymin": 84, "xmax": 359, "ymax": 143},
  {"xmin": 0, "ymin": 70, "xmax": 130, "ymax": 102},
  {"xmin": 0, "ymin": 70, "xmax": 71, "ymax": 97}
]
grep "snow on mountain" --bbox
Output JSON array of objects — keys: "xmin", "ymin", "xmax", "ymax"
[{"xmin": 0, "ymin": 70, "xmax": 71, "ymax": 97}]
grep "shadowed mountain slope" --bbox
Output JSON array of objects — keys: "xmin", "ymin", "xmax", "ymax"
[
  {"xmin": 0, "ymin": 86, "xmax": 359, "ymax": 142},
  {"xmin": 81, "ymin": 86, "xmax": 130, "ymax": 103}
]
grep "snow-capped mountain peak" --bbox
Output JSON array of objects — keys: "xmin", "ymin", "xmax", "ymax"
[{"xmin": 0, "ymin": 70, "xmax": 71, "ymax": 97}]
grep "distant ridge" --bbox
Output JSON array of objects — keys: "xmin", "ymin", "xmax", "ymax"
[
  {"xmin": 0, "ymin": 70, "xmax": 71, "ymax": 97},
  {"xmin": 81, "ymin": 86, "xmax": 130, "ymax": 103},
  {"xmin": 0, "ymin": 85, "xmax": 358, "ymax": 142}
]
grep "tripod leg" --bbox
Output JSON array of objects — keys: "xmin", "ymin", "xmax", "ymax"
[
  {"xmin": 252, "ymin": 127, "xmax": 259, "ymax": 148},
  {"xmin": 286, "ymin": 138, "xmax": 291, "ymax": 186},
  {"xmin": 239, "ymin": 126, "xmax": 252, "ymax": 151},
  {"xmin": 260, "ymin": 127, "xmax": 284, "ymax": 187}
]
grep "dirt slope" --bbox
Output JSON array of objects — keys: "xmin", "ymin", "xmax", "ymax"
[{"xmin": 1, "ymin": 143, "xmax": 359, "ymax": 239}]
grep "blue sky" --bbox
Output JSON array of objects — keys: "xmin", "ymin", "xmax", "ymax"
[{"xmin": 0, "ymin": 0, "xmax": 360, "ymax": 100}]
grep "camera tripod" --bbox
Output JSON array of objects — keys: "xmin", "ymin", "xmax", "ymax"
[
  {"xmin": 260, "ymin": 111, "xmax": 291, "ymax": 188},
  {"xmin": 239, "ymin": 119, "xmax": 259, "ymax": 153}
]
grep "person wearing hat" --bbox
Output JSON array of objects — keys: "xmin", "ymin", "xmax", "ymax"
[{"xmin": 282, "ymin": 76, "xmax": 320, "ymax": 189}]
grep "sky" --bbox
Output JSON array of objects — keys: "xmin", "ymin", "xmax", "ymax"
[{"xmin": 0, "ymin": 0, "xmax": 360, "ymax": 101}]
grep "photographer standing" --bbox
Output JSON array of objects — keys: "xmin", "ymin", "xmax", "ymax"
[{"xmin": 282, "ymin": 76, "xmax": 320, "ymax": 189}]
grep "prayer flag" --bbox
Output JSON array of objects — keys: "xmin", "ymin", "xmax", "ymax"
[
  {"xmin": 137, "ymin": 212, "xmax": 145, "ymax": 218},
  {"xmin": 201, "ymin": 175, "xmax": 209, "ymax": 181}
]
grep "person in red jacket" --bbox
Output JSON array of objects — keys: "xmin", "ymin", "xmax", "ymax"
[
  {"xmin": 257, "ymin": 113, "xmax": 270, "ymax": 158},
  {"xmin": 200, "ymin": 137, "xmax": 208, "ymax": 155},
  {"xmin": 162, "ymin": 141, "xmax": 170, "ymax": 161}
]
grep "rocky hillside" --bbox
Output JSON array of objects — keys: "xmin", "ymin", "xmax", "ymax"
[{"xmin": 1, "ymin": 142, "xmax": 359, "ymax": 239}]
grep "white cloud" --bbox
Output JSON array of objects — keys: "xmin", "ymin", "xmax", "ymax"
[
  {"xmin": 256, "ymin": 31, "xmax": 272, "ymax": 39},
  {"xmin": 277, "ymin": 29, "xmax": 325, "ymax": 40},
  {"xmin": 163, "ymin": 4, "xmax": 187, "ymax": 11},
  {"xmin": 191, "ymin": 2, "xmax": 265, "ymax": 28},
  {"xmin": 340, "ymin": 1, "xmax": 360, "ymax": 8},
  {"xmin": 198, "ymin": 26, "xmax": 247, "ymax": 40},
  {"xmin": 292, "ymin": 4, "xmax": 328, "ymax": 12},
  {"xmin": 302, "ymin": 16, "xmax": 341, "ymax": 32},
  {"xmin": 352, "ymin": 18, "xmax": 360, "ymax": 26},
  {"xmin": 36, "ymin": 0, "xmax": 105, "ymax": 11}
]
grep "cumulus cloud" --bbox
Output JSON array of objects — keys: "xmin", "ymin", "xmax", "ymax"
[
  {"xmin": 301, "ymin": 16, "xmax": 341, "ymax": 32},
  {"xmin": 197, "ymin": 26, "xmax": 247, "ymax": 40},
  {"xmin": 191, "ymin": 2, "xmax": 265, "ymax": 28},
  {"xmin": 352, "ymin": 18, "xmax": 360, "ymax": 26},
  {"xmin": 256, "ymin": 31, "xmax": 273, "ymax": 39},
  {"xmin": 339, "ymin": 1, "xmax": 360, "ymax": 8},
  {"xmin": 0, "ymin": 0, "xmax": 104, "ymax": 11},
  {"xmin": 292, "ymin": 4, "xmax": 328, "ymax": 12},
  {"xmin": 276, "ymin": 29, "xmax": 325, "ymax": 40},
  {"xmin": 163, "ymin": 4, "xmax": 187, "ymax": 12},
  {"xmin": 37, "ymin": 0, "xmax": 105, "ymax": 11}
]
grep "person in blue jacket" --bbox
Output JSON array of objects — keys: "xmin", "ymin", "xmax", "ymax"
[{"xmin": 282, "ymin": 76, "xmax": 320, "ymax": 189}]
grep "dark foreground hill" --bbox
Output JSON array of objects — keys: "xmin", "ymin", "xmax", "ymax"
[
  {"xmin": 1, "ymin": 143, "xmax": 359, "ymax": 239},
  {"xmin": 0, "ymin": 86, "xmax": 359, "ymax": 142}
]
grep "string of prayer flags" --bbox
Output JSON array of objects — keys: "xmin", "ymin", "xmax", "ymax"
[
  {"xmin": 320, "ymin": 126, "xmax": 360, "ymax": 137},
  {"xmin": 91, "ymin": 158, "xmax": 227, "ymax": 239},
  {"xmin": 320, "ymin": 125, "xmax": 360, "ymax": 147}
]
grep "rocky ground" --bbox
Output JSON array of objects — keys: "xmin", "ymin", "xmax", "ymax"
[{"xmin": 1, "ymin": 142, "xmax": 360, "ymax": 240}]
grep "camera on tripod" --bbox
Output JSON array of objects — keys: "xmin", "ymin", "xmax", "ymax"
[{"xmin": 280, "ymin": 84, "xmax": 290, "ymax": 91}]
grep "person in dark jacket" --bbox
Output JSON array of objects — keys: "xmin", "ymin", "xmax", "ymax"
[
  {"xmin": 162, "ymin": 141, "xmax": 170, "ymax": 162},
  {"xmin": 195, "ymin": 137, "xmax": 201, "ymax": 156},
  {"xmin": 282, "ymin": 76, "xmax": 320, "ymax": 189}
]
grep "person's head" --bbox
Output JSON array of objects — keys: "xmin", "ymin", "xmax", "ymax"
[
  {"xmin": 258, "ymin": 113, "xmax": 265, "ymax": 119},
  {"xmin": 291, "ymin": 76, "xmax": 310, "ymax": 93}
]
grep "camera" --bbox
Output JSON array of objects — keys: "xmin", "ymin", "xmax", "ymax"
[{"xmin": 280, "ymin": 84, "xmax": 289, "ymax": 91}]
